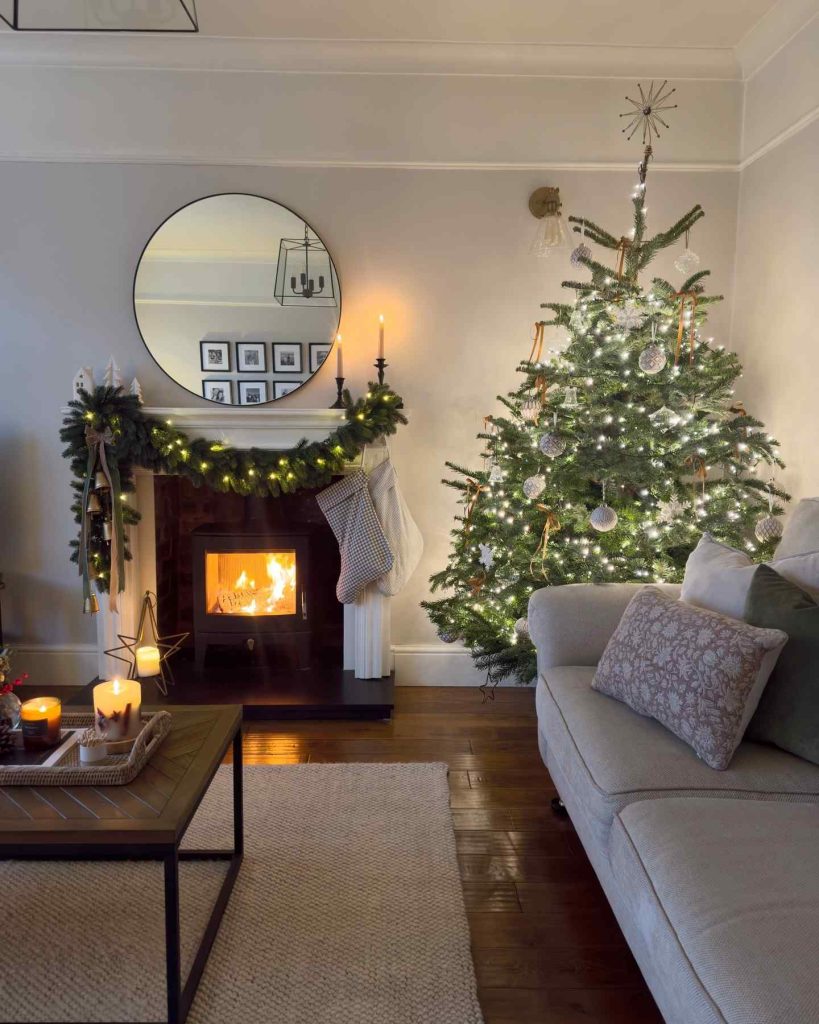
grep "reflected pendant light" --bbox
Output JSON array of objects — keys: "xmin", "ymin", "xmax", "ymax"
[{"xmin": 0, "ymin": 0, "xmax": 198, "ymax": 32}]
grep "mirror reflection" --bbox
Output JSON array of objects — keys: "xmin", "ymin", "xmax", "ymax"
[{"xmin": 134, "ymin": 193, "xmax": 341, "ymax": 405}]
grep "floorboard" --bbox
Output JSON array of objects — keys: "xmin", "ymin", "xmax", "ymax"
[{"xmin": 239, "ymin": 685, "xmax": 663, "ymax": 1023}]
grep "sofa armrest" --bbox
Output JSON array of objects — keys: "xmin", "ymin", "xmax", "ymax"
[{"xmin": 528, "ymin": 582, "xmax": 682, "ymax": 669}]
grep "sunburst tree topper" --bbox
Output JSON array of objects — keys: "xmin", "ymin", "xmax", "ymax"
[{"xmin": 620, "ymin": 80, "xmax": 677, "ymax": 144}]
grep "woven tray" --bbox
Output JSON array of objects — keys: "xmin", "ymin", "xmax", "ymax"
[{"xmin": 0, "ymin": 710, "xmax": 172, "ymax": 787}]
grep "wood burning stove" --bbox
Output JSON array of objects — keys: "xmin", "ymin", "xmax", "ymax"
[{"xmin": 192, "ymin": 524, "xmax": 311, "ymax": 672}]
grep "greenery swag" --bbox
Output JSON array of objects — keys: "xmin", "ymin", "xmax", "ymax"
[{"xmin": 61, "ymin": 383, "xmax": 406, "ymax": 604}]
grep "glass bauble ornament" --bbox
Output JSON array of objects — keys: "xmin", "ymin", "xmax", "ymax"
[
  {"xmin": 523, "ymin": 474, "xmax": 546, "ymax": 500},
  {"xmin": 563, "ymin": 386, "xmax": 579, "ymax": 409},
  {"xmin": 590, "ymin": 504, "xmax": 618, "ymax": 532},
  {"xmin": 437, "ymin": 629, "xmax": 460, "ymax": 645},
  {"xmin": 755, "ymin": 514, "xmax": 784, "ymax": 543},
  {"xmin": 514, "ymin": 617, "xmax": 530, "ymax": 639},
  {"xmin": 539, "ymin": 433, "xmax": 566, "ymax": 459},
  {"xmin": 520, "ymin": 397, "xmax": 540, "ymax": 423},
  {"xmin": 674, "ymin": 248, "xmax": 700, "ymax": 274},
  {"xmin": 610, "ymin": 299, "xmax": 648, "ymax": 331},
  {"xmin": 638, "ymin": 343, "xmax": 667, "ymax": 375},
  {"xmin": 648, "ymin": 405, "xmax": 681, "ymax": 430},
  {"xmin": 0, "ymin": 691, "xmax": 21, "ymax": 753},
  {"xmin": 570, "ymin": 242, "xmax": 591, "ymax": 267}
]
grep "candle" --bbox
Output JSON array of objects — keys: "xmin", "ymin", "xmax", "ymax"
[
  {"xmin": 335, "ymin": 333, "xmax": 343, "ymax": 376},
  {"xmin": 20, "ymin": 697, "xmax": 62, "ymax": 751},
  {"xmin": 378, "ymin": 314, "xmax": 385, "ymax": 360},
  {"xmin": 93, "ymin": 677, "xmax": 142, "ymax": 741},
  {"xmin": 135, "ymin": 645, "xmax": 161, "ymax": 678}
]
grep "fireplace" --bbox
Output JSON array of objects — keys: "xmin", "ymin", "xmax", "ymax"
[{"xmin": 191, "ymin": 525, "xmax": 311, "ymax": 671}]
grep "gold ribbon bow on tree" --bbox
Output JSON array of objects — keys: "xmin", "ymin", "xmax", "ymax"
[
  {"xmin": 615, "ymin": 237, "xmax": 634, "ymax": 280},
  {"xmin": 684, "ymin": 454, "xmax": 708, "ymax": 499},
  {"xmin": 673, "ymin": 291, "xmax": 699, "ymax": 365},
  {"xmin": 530, "ymin": 505, "xmax": 561, "ymax": 575},
  {"xmin": 464, "ymin": 477, "xmax": 489, "ymax": 531},
  {"xmin": 81, "ymin": 425, "xmax": 126, "ymax": 614},
  {"xmin": 528, "ymin": 322, "xmax": 546, "ymax": 364}
]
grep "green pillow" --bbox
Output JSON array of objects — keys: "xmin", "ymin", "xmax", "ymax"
[{"xmin": 745, "ymin": 563, "xmax": 819, "ymax": 764}]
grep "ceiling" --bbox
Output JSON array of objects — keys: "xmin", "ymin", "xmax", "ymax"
[{"xmin": 193, "ymin": 0, "xmax": 777, "ymax": 49}]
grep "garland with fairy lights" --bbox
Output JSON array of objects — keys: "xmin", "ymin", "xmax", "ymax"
[{"xmin": 60, "ymin": 383, "xmax": 406, "ymax": 611}]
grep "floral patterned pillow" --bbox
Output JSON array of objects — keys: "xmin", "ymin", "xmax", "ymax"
[{"xmin": 593, "ymin": 586, "xmax": 788, "ymax": 770}]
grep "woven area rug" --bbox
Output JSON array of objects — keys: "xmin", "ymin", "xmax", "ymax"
[{"xmin": 4, "ymin": 763, "xmax": 483, "ymax": 1024}]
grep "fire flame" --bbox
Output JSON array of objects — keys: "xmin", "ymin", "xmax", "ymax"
[{"xmin": 211, "ymin": 551, "xmax": 297, "ymax": 616}]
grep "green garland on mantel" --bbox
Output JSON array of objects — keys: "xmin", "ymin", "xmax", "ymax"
[{"xmin": 60, "ymin": 383, "xmax": 406, "ymax": 598}]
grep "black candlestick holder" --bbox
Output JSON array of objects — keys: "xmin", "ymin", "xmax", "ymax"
[
  {"xmin": 331, "ymin": 377, "xmax": 345, "ymax": 408},
  {"xmin": 374, "ymin": 357, "xmax": 388, "ymax": 385}
]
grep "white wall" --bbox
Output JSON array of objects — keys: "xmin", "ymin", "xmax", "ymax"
[
  {"xmin": 0, "ymin": 58, "xmax": 744, "ymax": 685},
  {"xmin": 731, "ymin": 12, "xmax": 819, "ymax": 506}
]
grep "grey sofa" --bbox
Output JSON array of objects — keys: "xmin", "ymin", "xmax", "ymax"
[{"xmin": 529, "ymin": 582, "xmax": 819, "ymax": 1024}]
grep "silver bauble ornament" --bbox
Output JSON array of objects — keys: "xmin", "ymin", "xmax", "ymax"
[
  {"xmin": 438, "ymin": 629, "xmax": 460, "ymax": 644},
  {"xmin": 539, "ymin": 433, "xmax": 566, "ymax": 459},
  {"xmin": 520, "ymin": 396, "xmax": 540, "ymax": 423},
  {"xmin": 570, "ymin": 242, "xmax": 591, "ymax": 267},
  {"xmin": 674, "ymin": 248, "xmax": 700, "ymax": 274},
  {"xmin": 755, "ymin": 514, "xmax": 784, "ymax": 543},
  {"xmin": 514, "ymin": 617, "xmax": 530, "ymax": 639},
  {"xmin": 638, "ymin": 343, "xmax": 667, "ymax": 375},
  {"xmin": 523, "ymin": 474, "xmax": 546, "ymax": 500},
  {"xmin": 590, "ymin": 504, "xmax": 618, "ymax": 532}
]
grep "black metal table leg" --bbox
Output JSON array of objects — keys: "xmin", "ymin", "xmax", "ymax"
[{"xmin": 164, "ymin": 849, "xmax": 182, "ymax": 1024}]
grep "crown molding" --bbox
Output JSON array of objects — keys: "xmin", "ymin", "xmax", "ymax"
[
  {"xmin": 0, "ymin": 34, "xmax": 741, "ymax": 79},
  {"xmin": 735, "ymin": 0, "xmax": 819, "ymax": 79}
]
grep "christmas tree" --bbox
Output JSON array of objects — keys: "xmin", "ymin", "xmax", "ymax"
[{"xmin": 423, "ymin": 92, "xmax": 787, "ymax": 686}]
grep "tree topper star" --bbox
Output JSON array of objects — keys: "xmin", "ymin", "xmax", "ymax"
[{"xmin": 620, "ymin": 80, "xmax": 677, "ymax": 145}]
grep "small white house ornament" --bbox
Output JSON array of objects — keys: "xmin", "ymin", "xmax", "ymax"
[{"xmin": 72, "ymin": 367, "xmax": 95, "ymax": 400}]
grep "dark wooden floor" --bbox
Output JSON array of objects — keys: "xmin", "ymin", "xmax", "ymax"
[{"xmin": 235, "ymin": 686, "xmax": 663, "ymax": 1024}]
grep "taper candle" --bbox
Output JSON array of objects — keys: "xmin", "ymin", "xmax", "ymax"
[
  {"xmin": 20, "ymin": 697, "xmax": 62, "ymax": 751},
  {"xmin": 335, "ymin": 333, "xmax": 343, "ymax": 376},
  {"xmin": 378, "ymin": 314, "xmax": 385, "ymax": 360},
  {"xmin": 94, "ymin": 677, "xmax": 142, "ymax": 740}
]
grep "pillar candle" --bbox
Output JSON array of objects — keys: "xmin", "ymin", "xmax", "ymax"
[
  {"xmin": 20, "ymin": 697, "xmax": 62, "ymax": 751},
  {"xmin": 93, "ymin": 677, "xmax": 142, "ymax": 740},
  {"xmin": 378, "ymin": 315, "xmax": 385, "ymax": 360},
  {"xmin": 335, "ymin": 333, "xmax": 343, "ymax": 376},
  {"xmin": 135, "ymin": 645, "xmax": 161, "ymax": 678}
]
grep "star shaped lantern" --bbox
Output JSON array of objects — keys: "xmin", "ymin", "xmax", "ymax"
[{"xmin": 104, "ymin": 591, "xmax": 188, "ymax": 697}]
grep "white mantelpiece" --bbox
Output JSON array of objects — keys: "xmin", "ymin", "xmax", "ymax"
[{"xmin": 93, "ymin": 405, "xmax": 391, "ymax": 681}]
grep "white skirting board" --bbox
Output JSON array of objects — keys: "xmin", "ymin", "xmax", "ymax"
[{"xmin": 11, "ymin": 642, "xmax": 530, "ymax": 687}]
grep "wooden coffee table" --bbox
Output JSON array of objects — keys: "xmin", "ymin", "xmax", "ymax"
[{"xmin": 0, "ymin": 704, "xmax": 243, "ymax": 1024}]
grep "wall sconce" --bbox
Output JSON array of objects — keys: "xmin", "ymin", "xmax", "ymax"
[
  {"xmin": 528, "ymin": 187, "xmax": 569, "ymax": 257},
  {"xmin": 0, "ymin": 0, "xmax": 198, "ymax": 31}
]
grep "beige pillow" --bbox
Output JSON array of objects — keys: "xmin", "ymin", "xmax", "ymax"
[
  {"xmin": 593, "ymin": 586, "xmax": 787, "ymax": 770},
  {"xmin": 775, "ymin": 498, "xmax": 819, "ymax": 559},
  {"xmin": 681, "ymin": 533, "xmax": 819, "ymax": 620}
]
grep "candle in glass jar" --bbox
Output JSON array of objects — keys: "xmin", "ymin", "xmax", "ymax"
[
  {"xmin": 378, "ymin": 314, "xmax": 385, "ymax": 360},
  {"xmin": 135, "ymin": 645, "xmax": 161, "ymax": 678},
  {"xmin": 93, "ymin": 677, "xmax": 142, "ymax": 740},
  {"xmin": 20, "ymin": 697, "xmax": 62, "ymax": 751},
  {"xmin": 335, "ymin": 333, "xmax": 343, "ymax": 376}
]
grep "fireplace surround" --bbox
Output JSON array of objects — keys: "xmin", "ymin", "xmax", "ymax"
[{"xmin": 90, "ymin": 405, "xmax": 393, "ymax": 710}]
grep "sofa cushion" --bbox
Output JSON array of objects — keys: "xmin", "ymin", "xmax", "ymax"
[
  {"xmin": 745, "ymin": 565, "xmax": 819, "ymax": 764},
  {"xmin": 680, "ymin": 533, "xmax": 819, "ymax": 619},
  {"xmin": 537, "ymin": 667, "xmax": 819, "ymax": 848},
  {"xmin": 592, "ymin": 586, "xmax": 787, "ymax": 770},
  {"xmin": 775, "ymin": 496, "xmax": 819, "ymax": 559},
  {"xmin": 610, "ymin": 798, "xmax": 819, "ymax": 1024}
]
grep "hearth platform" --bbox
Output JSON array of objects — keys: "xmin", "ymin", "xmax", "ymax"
[{"xmin": 74, "ymin": 651, "xmax": 394, "ymax": 720}]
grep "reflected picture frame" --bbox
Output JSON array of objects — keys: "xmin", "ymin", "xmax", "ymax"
[
  {"xmin": 200, "ymin": 340, "xmax": 232, "ymax": 372},
  {"xmin": 236, "ymin": 341, "xmax": 268, "ymax": 373},
  {"xmin": 238, "ymin": 380, "xmax": 269, "ymax": 405},
  {"xmin": 272, "ymin": 342, "xmax": 303, "ymax": 373},
  {"xmin": 202, "ymin": 380, "xmax": 233, "ymax": 404},
  {"xmin": 309, "ymin": 342, "xmax": 333, "ymax": 373},
  {"xmin": 274, "ymin": 381, "xmax": 301, "ymax": 400}
]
